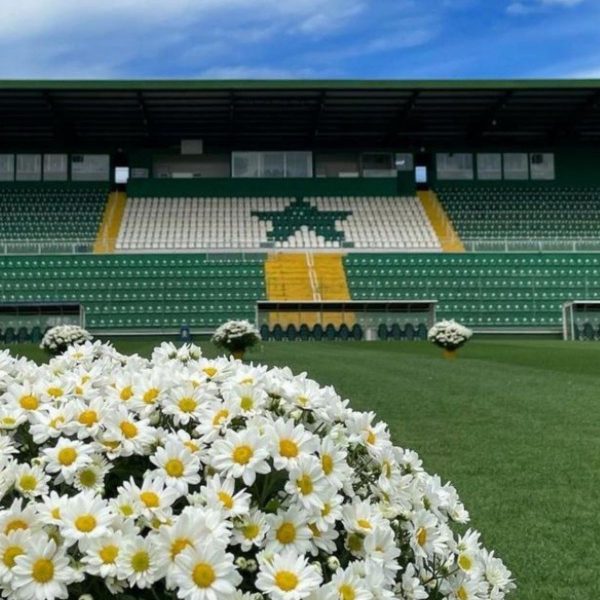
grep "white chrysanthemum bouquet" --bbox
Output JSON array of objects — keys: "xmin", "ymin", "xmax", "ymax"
[
  {"xmin": 0, "ymin": 341, "xmax": 514, "ymax": 600},
  {"xmin": 39, "ymin": 325, "xmax": 93, "ymax": 354},
  {"xmin": 428, "ymin": 320, "xmax": 473, "ymax": 352},
  {"xmin": 212, "ymin": 320, "xmax": 261, "ymax": 357}
]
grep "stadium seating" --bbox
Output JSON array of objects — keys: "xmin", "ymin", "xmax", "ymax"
[
  {"xmin": 345, "ymin": 253, "xmax": 600, "ymax": 329},
  {"xmin": 0, "ymin": 254, "xmax": 265, "ymax": 330},
  {"xmin": 436, "ymin": 185, "xmax": 600, "ymax": 243},
  {"xmin": 116, "ymin": 196, "xmax": 440, "ymax": 251},
  {"xmin": 0, "ymin": 184, "xmax": 108, "ymax": 246}
]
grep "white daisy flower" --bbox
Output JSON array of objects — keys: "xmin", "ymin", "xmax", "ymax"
[
  {"xmin": 256, "ymin": 548, "xmax": 322, "ymax": 600},
  {"xmin": 150, "ymin": 439, "xmax": 201, "ymax": 494},
  {"xmin": 285, "ymin": 455, "xmax": 329, "ymax": 512},
  {"xmin": 116, "ymin": 534, "xmax": 168, "ymax": 588},
  {"xmin": 11, "ymin": 537, "xmax": 80, "ymax": 600},
  {"xmin": 13, "ymin": 463, "xmax": 50, "ymax": 498},
  {"xmin": 171, "ymin": 542, "xmax": 241, "ymax": 600},
  {"xmin": 268, "ymin": 418, "xmax": 319, "ymax": 470},
  {"xmin": 211, "ymin": 428, "xmax": 270, "ymax": 486},
  {"xmin": 42, "ymin": 438, "xmax": 95, "ymax": 483},
  {"xmin": 60, "ymin": 492, "xmax": 113, "ymax": 546}
]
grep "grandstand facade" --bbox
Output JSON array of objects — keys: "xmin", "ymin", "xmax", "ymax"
[{"xmin": 1, "ymin": 79, "xmax": 600, "ymax": 337}]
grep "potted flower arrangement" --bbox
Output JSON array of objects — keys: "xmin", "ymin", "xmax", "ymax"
[
  {"xmin": 0, "ymin": 342, "xmax": 514, "ymax": 600},
  {"xmin": 428, "ymin": 319, "xmax": 473, "ymax": 359},
  {"xmin": 39, "ymin": 324, "xmax": 93, "ymax": 354},
  {"xmin": 211, "ymin": 319, "xmax": 261, "ymax": 359}
]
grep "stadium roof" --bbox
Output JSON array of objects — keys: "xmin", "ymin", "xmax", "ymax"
[{"xmin": 1, "ymin": 79, "xmax": 599, "ymax": 147}]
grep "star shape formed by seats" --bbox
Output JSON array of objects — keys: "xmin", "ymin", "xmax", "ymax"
[{"xmin": 251, "ymin": 198, "xmax": 352, "ymax": 243}]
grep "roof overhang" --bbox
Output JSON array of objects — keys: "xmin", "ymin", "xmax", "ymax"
[{"xmin": 0, "ymin": 79, "xmax": 599, "ymax": 148}]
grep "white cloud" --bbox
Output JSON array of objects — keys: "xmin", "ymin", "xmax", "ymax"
[
  {"xmin": 0, "ymin": 0, "xmax": 365, "ymax": 77},
  {"xmin": 507, "ymin": 0, "xmax": 584, "ymax": 15}
]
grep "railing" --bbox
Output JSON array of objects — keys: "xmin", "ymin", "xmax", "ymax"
[
  {"xmin": 4, "ymin": 237, "xmax": 600, "ymax": 255},
  {"xmin": 464, "ymin": 239, "xmax": 600, "ymax": 252},
  {"xmin": 0, "ymin": 241, "xmax": 95, "ymax": 255}
]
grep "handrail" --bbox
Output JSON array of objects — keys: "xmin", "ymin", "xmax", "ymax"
[{"xmin": 2, "ymin": 237, "xmax": 600, "ymax": 255}]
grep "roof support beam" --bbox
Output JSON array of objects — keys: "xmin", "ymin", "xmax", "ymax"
[{"xmin": 467, "ymin": 91, "xmax": 513, "ymax": 142}]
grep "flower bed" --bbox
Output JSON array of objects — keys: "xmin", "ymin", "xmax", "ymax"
[
  {"xmin": 428, "ymin": 320, "xmax": 473, "ymax": 351},
  {"xmin": 212, "ymin": 320, "xmax": 261, "ymax": 356},
  {"xmin": 39, "ymin": 325, "xmax": 93, "ymax": 354},
  {"xmin": 0, "ymin": 342, "xmax": 513, "ymax": 600}
]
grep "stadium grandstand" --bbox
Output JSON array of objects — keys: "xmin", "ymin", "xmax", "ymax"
[{"xmin": 1, "ymin": 79, "xmax": 600, "ymax": 339}]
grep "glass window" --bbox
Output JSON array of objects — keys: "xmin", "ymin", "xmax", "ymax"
[
  {"xmin": 477, "ymin": 153, "xmax": 502, "ymax": 180},
  {"xmin": 503, "ymin": 153, "xmax": 529, "ymax": 180},
  {"xmin": 530, "ymin": 153, "xmax": 555, "ymax": 180},
  {"xmin": 436, "ymin": 153, "xmax": 473, "ymax": 180},
  {"xmin": 16, "ymin": 154, "xmax": 42, "ymax": 181},
  {"xmin": 0, "ymin": 155, "xmax": 14, "ymax": 181},
  {"xmin": 43, "ymin": 154, "xmax": 68, "ymax": 181}
]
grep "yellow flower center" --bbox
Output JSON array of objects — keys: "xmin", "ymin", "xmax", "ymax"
[
  {"xmin": 243, "ymin": 523, "xmax": 260, "ymax": 540},
  {"xmin": 170, "ymin": 538, "xmax": 192, "ymax": 559},
  {"xmin": 347, "ymin": 533, "xmax": 363, "ymax": 553},
  {"xmin": 416, "ymin": 527, "xmax": 427, "ymax": 546},
  {"xmin": 212, "ymin": 409, "xmax": 229, "ymax": 426},
  {"xmin": 78, "ymin": 410, "xmax": 98, "ymax": 426},
  {"xmin": 47, "ymin": 387, "xmax": 63, "ymax": 398},
  {"xmin": 458, "ymin": 554, "xmax": 473, "ymax": 572},
  {"xmin": 75, "ymin": 514, "xmax": 97, "ymax": 533},
  {"xmin": 143, "ymin": 388, "xmax": 160, "ymax": 404},
  {"xmin": 58, "ymin": 447, "xmax": 77, "ymax": 466},
  {"xmin": 184, "ymin": 441, "xmax": 200, "ymax": 452},
  {"xmin": 120, "ymin": 504, "xmax": 134, "ymax": 517},
  {"xmin": 120, "ymin": 421, "xmax": 138, "ymax": 439},
  {"xmin": 32, "ymin": 558, "xmax": 54, "ymax": 583},
  {"xmin": 78, "ymin": 469, "xmax": 98, "ymax": 488},
  {"xmin": 99, "ymin": 545, "xmax": 119, "ymax": 564},
  {"xmin": 19, "ymin": 394, "xmax": 39, "ymax": 410},
  {"xmin": 276, "ymin": 522, "xmax": 296, "ymax": 544},
  {"xmin": 457, "ymin": 586, "xmax": 468, "ymax": 600},
  {"xmin": 178, "ymin": 397, "xmax": 197, "ymax": 413},
  {"xmin": 2, "ymin": 545, "xmax": 24, "ymax": 568},
  {"xmin": 322, "ymin": 503, "xmax": 331, "ymax": 517},
  {"xmin": 279, "ymin": 438, "xmax": 299, "ymax": 458},
  {"xmin": 131, "ymin": 550, "xmax": 150, "ymax": 572},
  {"xmin": 1, "ymin": 416, "xmax": 16, "ymax": 426},
  {"xmin": 339, "ymin": 585, "xmax": 356, "ymax": 600},
  {"xmin": 240, "ymin": 396, "xmax": 254, "ymax": 411},
  {"xmin": 308, "ymin": 523, "xmax": 320, "ymax": 537},
  {"xmin": 297, "ymin": 395, "xmax": 309, "ymax": 406},
  {"xmin": 5, "ymin": 519, "xmax": 28, "ymax": 534},
  {"xmin": 275, "ymin": 570, "xmax": 298, "ymax": 592},
  {"xmin": 120, "ymin": 386, "xmax": 134, "ymax": 401},
  {"xmin": 51, "ymin": 508, "xmax": 61, "ymax": 520},
  {"xmin": 357, "ymin": 519, "xmax": 372, "ymax": 530},
  {"xmin": 297, "ymin": 474, "xmax": 314, "ymax": 495},
  {"xmin": 218, "ymin": 491, "xmax": 234, "ymax": 510},
  {"xmin": 203, "ymin": 366, "xmax": 217, "ymax": 378},
  {"xmin": 366, "ymin": 429, "xmax": 376, "ymax": 445},
  {"xmin": 192, "ymin": 562, "xmax": 216, "ymax": 588},
  {"xmin": 165, "ymin": 458, "xmax": 185, "ymax": 478},
  {"xmin": 232, "ymin": 445, "xmax": 253, "ymax": 465},
  {"xmin": 75, "ymin": 386, "xmax": 84, "ymax": 395},
  {"xmin": 19, "ymin": 474, "xmax": 37, "ymax": 492},
  {"xmin": 321, "ymin": 454, "xmax": 333, "ymax": 475},
  {"xmin": 49, "ymin": 416, "xmax": 65, "ymax": 429},
  {"xmin": 140, "ymin": 491, "xmax": 160, "ymax": 508}
]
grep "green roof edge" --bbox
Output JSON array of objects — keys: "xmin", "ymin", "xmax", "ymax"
[{"xmin": 0, "ymin": 79, "xmax": 598, "ymax": 91}]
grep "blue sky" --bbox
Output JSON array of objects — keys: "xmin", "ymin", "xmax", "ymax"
[{"xmin": 0, "ymin": 0, "xmax": 598, "ymax": 79}]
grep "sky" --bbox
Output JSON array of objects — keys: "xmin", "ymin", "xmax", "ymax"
[{"xmin": 0, "ymin": 0, "xmax": 598, "ymax": 79}]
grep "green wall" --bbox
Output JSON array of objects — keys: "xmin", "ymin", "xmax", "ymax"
[{"xmin": 127, "ymin": 177, "xmax": 412, "ymax": 197}]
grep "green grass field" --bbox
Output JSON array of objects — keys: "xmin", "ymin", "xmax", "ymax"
[{"xmin": 2, "ymin": 338, "xmax": 599, "ymax": 600}]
